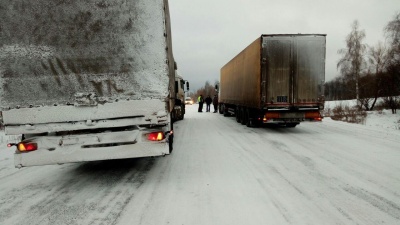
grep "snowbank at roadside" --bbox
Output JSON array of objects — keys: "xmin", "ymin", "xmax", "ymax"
[
  {"xmin": 364, "ymin": 110, "xmax": 399, "ymax": 130},
  {"xmin": 324, "ymin": 100, "xmax": 400, "ymax": 131}
]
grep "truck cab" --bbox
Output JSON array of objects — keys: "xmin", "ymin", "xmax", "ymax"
[{"xmin": 172, "ymin": 71, "xmax": 189, "ymax": 121}]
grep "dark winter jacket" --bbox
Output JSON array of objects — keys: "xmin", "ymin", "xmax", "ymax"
[
  {"xmin": 213, "ymin": 95, "xmax": 218, "ymax": 105},
  {"xmin": 205, "ymin": 96, "xmax": 212, "ymax": 105}
]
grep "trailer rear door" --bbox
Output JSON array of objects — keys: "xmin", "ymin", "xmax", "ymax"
[
  {"xmin": 263, "ymin": 36, "xmax": 292, "ymax": 106},
  {"xmin": 294, "ymin": 36, "xmax": 326, "ymax": 105},
  {"xmin": 262, "ymin": 35, "xmax": 325, "ymax": 109}
]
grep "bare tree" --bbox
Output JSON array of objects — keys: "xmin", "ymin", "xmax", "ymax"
[
  {"xmin": 337, "ymin": 20, "xmax": 367, "ymax": 107},
  {"xmin": 362, "ymin": 41, "xmax": 389, "ymax": 110},
  {"xmin": 385, "ymin": 12, "xmax": 400, "ymax": 61},
  {"xmin": 368, "ymin": 42, "xmax": 388, "ymax": 77},
  {"xmin": 384, "ymin": 12, "xmax": 400, "ymax": 113}
]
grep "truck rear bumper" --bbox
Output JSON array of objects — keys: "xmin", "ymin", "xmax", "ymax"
[
  {"xmin": 14, "ymin": 129, "xmax": 170, "ymax": 168},
  {"xmin": 15, "ymin": 143, "xmax": 169, "ymax": 168},
  {"xmin": 263, "ymin": 111, "xmax": 322, "ymax": 123}
]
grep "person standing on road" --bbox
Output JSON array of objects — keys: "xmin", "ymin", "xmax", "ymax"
[
  {"xmin": 212, "ymin": 94, "xmax": 218, "ymax": 113},
  {"xmin": 205, "ymin": 95, "xmax": 212, "ymax": 112},
  {"xmin": 198, "ymin": 95, "xmax": 204, "ymax": 112}
]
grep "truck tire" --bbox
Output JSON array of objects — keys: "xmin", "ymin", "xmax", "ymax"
[
  {"xmin": 222, "ymin": 104, "xmax": 229, "ymax": 117},
  {"xmin": 246, "ymin": 109, "xmax": 254, "ymax": 127},
  {"xmin": 171, "ymin": 110, "xmax": 176, "ymax": 122},
  {"xmin": 178, "ymin": 105, "xmax": 185, "ymax": 120},
  {"xmin": 168, "ymin": 133, "xmax": 174, "ymax": 153},
  {"xmin": 168, "ymin": 118, "xmax": 174, "ymax": 153},
  {"xmin": 236, "ymin": 107, "xmax": 241, "ymax": 123},
  {"xmin": 240, "ymin": 107, "xmax": 247, "ymax": 125}
]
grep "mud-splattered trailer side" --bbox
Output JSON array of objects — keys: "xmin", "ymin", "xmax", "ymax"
[
  {"xmin": 0, "ymin": 0, "xmax": 174, "ymax": 107},
  {"xmin": 0, "ymin": 0, "xmax": 177, "ymax": 167}
]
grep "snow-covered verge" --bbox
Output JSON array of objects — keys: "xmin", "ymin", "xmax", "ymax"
[
  {"xmin": 324, "ymin": 100, "xmax": 400, "ymax": 131},
  {"xmin": 364, "ymin": 110, "xmax": 400, "ymax": 130}
]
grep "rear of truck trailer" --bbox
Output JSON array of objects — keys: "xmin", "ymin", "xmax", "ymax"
[
  {"xmin": 219, "ymin": 34, "xmax": 326, "ymax": 127},
  {"xmin": 0, "ymin": 0, "xmax": 176, "ymax": 167},
  {"xmin": 263, "ymin": 34, "xmax": 325, "ymax": 110}
]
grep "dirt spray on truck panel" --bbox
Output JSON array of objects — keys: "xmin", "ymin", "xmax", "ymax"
[{"xmin": 0, "ymin": 0, "xmax": 169, "ymax": 109}]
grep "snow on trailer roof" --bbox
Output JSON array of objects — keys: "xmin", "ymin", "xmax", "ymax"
[{"xmin": 0, "ymin": 0, "xmax": 171, "ymax": 110}]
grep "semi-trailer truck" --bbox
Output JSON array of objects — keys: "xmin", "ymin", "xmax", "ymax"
[{"xmin": 218, "ymin": 34, "xmax": 326, "ymax": 127}]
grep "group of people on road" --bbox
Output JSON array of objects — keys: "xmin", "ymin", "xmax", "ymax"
[{"xmin": 197, "ymin": 94, "xmax": 218, "ymax": 113}]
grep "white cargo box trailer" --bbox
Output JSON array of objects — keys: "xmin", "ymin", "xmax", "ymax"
[{"xmin": 0, "ymin": 0, "xmax": 177, "ymax": 167}]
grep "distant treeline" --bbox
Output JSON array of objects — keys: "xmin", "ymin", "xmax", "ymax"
[{"xmin": 324, "ymin": 69, "xmax": 400, "ymax": 101}]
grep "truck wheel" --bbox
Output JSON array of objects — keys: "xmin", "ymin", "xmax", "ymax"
[
  {"xmin": 168, "ymin": 133, "xmax": 174, "ymax": 153},
  {"xmin": 236, "ymin": 107, "xmax": 241, "ymax": 123},
  {"xmin": 179, "ymin": 106, "xmax": 184, "ymax": 120},
  {"xmin": 168, "ymin": 118, "xmax": 174, "ymax": 153},
  {"xmin": 246, "ymin": 109, "xmax": 254, "ymax": 127},
  {"xmin": 240, "ymin": 107, "xmax": 247, "ymax": 125},
  {"xmin": 222, "ymin": 105, "xmax": 229, "ymax": 117},
  {"xmin": 171, "ymin": 111, "xmax": 176, "ymax": 122}
]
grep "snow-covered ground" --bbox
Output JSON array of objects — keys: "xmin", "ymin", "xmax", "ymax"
[
  {"xmin": 324, "ymin": 100, "xmax": 400, "ymax": 130},
  {"xmin": 0, "ymin": 102, "xmax": 399, "ymax": 225}
]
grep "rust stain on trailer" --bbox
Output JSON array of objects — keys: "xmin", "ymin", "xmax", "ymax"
[
  {"xmin": 41, "ymin": 61, "xmax": 48, "ymax": 71},
  {"xmin": 66, "ymin": 59, "xmax": 84, "ymax": 86},
  {"xmin": 47, "ymin": 59, "xmax": 62, "ymax": 86},
  {"xmin": 40, "ymin": 82, "xmax": 49, "ymax": 92},
  {"xmin": 89, "ymin": 79, "xmax": 125, "ymax": 96},
  {"xmin": 124, "ymin": 18, "xmax": 133, "ymax": 30},
  {"xmin": 56, "ymin": 58, "xmax": 68, "ymax": 75},
  {"xmin": 107, "ymin": 79, "xmax": 124, "ymax": 94},
  {"xmin": 66, "ymin": 59, "xmax": 79, "ymax": 74},
  {"xmin": 90, "ymin": 81, "xmax": 104, "ymax": 96}
]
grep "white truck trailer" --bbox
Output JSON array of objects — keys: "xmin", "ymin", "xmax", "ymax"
[{"xmin": 0, "ymin": 0, "xmax": 181, "ymax": 167}]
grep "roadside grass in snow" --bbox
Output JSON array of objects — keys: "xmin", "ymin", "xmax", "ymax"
[
  {"xmin": 324, "ymin": 100, "xmax": 400, "ymax": 130},
  {"xmin": 323, "ymin": 103, "xmax": 367, "ymax": 124}
]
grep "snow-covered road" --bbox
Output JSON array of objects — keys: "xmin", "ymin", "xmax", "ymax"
[{"xmin": 0, "ymin": 105, "xmax": 399, "ymax": 225}]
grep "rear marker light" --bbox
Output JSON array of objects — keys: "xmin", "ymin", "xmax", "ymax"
[
  {"xmin": 17, "ymin": 143, "xmax": 38, "ymax": 152},
  {"xmin": 147, "ymin": 132, "xmax": 165, "ymax": 141}
]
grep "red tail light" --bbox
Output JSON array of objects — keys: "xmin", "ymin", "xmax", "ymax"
[
  {"xmin": 147, "ymin": 132, "xmax": 165, "ymax": 141},
  {"xmin": 18, "ymin": 142, "xmax": 38, "ymax": 152},
  {"xmin": 305, "ymin": 112, "xmax": 323, "ymax": 121},
  {"xmin": 265, "ymin": 112, "xmax": 280, "ymax": 119}
]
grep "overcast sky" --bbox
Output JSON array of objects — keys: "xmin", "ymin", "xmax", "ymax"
[{"xmin": 168, "ymin": 0, "xmax": 399, "ymax": 92}]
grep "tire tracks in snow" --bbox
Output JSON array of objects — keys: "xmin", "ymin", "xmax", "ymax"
[
  {"xmin": 215, "ymin": 117, "xmax": 400, "ymax": 224},
  {"xmin": 0, "ymin": 158, "xmax": 157, "ymax": 225},
  {"xmin": 278, "ymin": 123, "xmax": 400, "ymax": 223}
]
